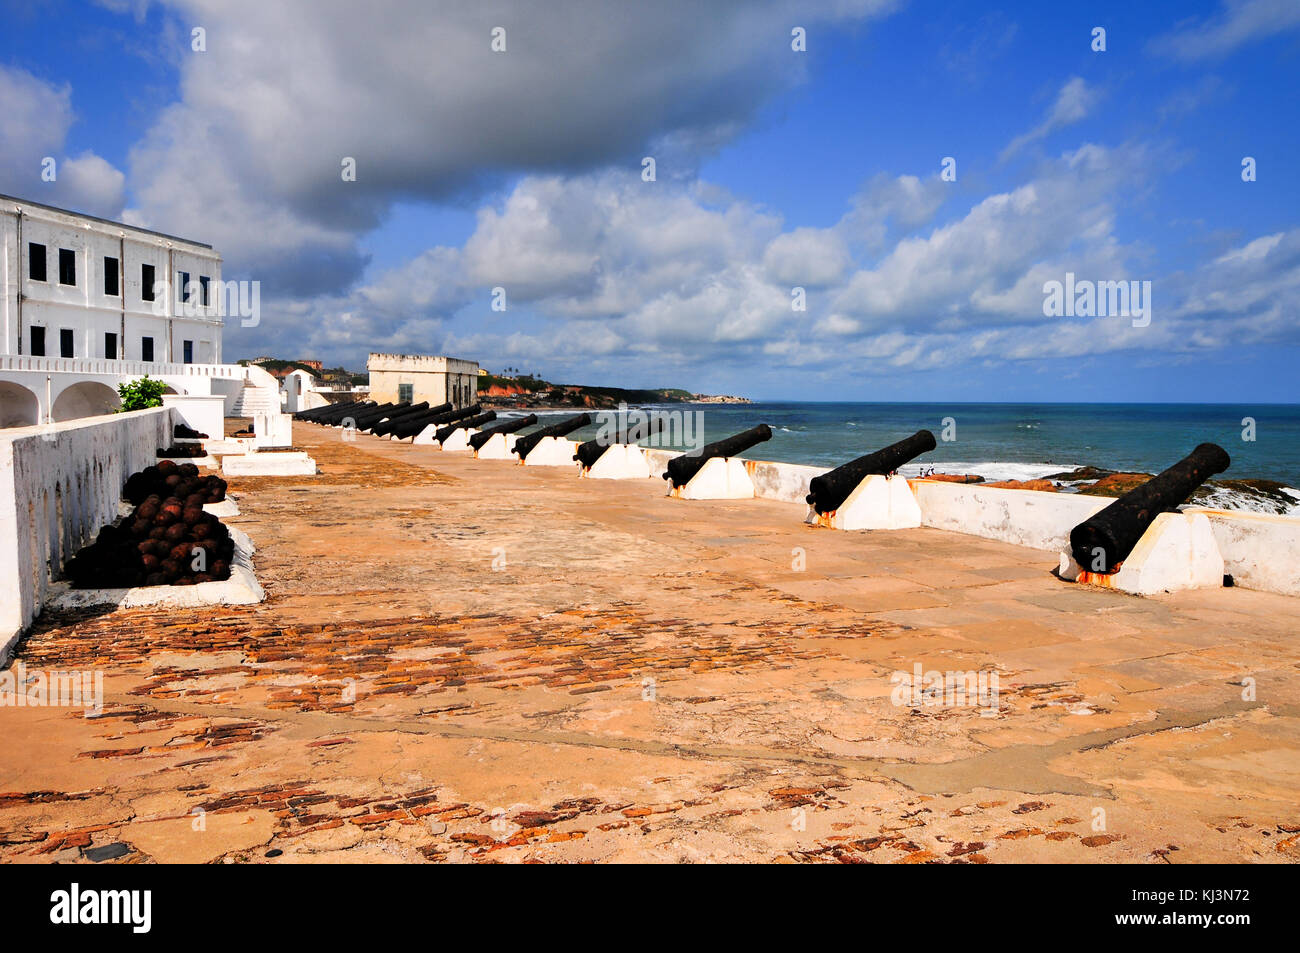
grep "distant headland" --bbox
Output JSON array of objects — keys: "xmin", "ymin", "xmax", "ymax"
[{"xmin": 478, "ymin": 373, "xmax": 750, "ymax": 410}]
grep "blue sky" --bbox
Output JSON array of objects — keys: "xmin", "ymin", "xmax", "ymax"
[{"xmin": 2, "ymin": 0, "xmax": 1298, "ymax": 402}]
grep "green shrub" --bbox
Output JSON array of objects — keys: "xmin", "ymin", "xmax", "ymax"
[{"xmin": 117, "ymin": 376, "xmax": 168, "ymax": 412}]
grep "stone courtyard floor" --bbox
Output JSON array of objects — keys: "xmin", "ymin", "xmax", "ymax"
[{"xmin": 2, "ymin": 421, "xmax": 1298, "ymax": 863}]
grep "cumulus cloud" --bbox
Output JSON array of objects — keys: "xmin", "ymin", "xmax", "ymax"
[
  {"xmin": 123, "ymin": 0, "xmax": 900, "ymax": 292},
  {"xmin": 235, "ymin": 129, "xmax": 1300, "ymax": 390},
  {"xmin": 0, "ymin": 65, "xmax": 74, "ymax": 187},
  {"xmin": 0, "ymin": 65, "xmax": 128, "ymax": 218}
]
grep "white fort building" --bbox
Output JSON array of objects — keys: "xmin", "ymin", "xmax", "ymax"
[{"xmin": 0, "ymin": 193, "xmax": 279, "ymax": 429}]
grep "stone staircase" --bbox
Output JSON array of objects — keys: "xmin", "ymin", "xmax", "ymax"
[{"xmin": 227, "ymin": 364, "xmax": 282, "ymax": 419}]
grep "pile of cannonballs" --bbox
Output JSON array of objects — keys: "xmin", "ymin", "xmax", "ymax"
[
  {"xmin": 63, "ymin": 460, "xmax": 235, "ymax": 589},
  {"xmin": 157, "ymin": 444, "xmax": 207, "ymax": 458}
]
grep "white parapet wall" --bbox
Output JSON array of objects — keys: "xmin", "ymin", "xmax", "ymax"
[
  {"xmin": 162, "ymin": 393, "xmax": 225, "ymax": 441},
  {"xmin": 0, "ymin": 406, "xmax": 174, "ymax": 661},
  {"xmin": 911, "ymin": 478, "xmax": 1111, "ymax": 553},
  {"xmin": 1191, "ymin": 508, "xmax": 1300, "ymax": 598},
  {"xmin": 750, "ymin": 460, "xmax": 828, "ymax": 505}
]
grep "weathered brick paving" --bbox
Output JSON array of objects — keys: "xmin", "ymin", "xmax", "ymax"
[{"xmin": 2, "ymin": 423, "xmax": 1297, "ymax": 863}]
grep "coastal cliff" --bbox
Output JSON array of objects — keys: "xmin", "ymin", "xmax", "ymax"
[{"xmin": 477, "ymin": 374, "xmax": 749, "ymax": 410}]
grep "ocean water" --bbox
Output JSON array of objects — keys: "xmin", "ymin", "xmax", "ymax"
[{"xmin": 507, "ymin": 402, "xmax": 1300, "ymax": 497}]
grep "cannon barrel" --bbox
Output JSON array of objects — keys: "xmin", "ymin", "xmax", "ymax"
[
  {"xmin": 371, "ymin": 402, "xmax": 451, "ymax": 436},
  {"xmin": 434, "ymin": 411, "xmax": 497, "ymax": 444},
  {"xmin": 512, "ymin": 414, "xmax": 592, "ymax": 459},
  {"xmin": 361, "ymin": 401, "xmax": 426, "ymax": 430},
  {"xmin": 351, "ymin": 401, "xmax": 412, "ymax": 429},
  {"xmin": 296, "ymin": 399, "xmax": 364, "ymax": 422},
  {"xmin": 311, "ymin": 400, "xmax": 373, "ymax": 425},
  {"xmin": 336, "ymin": 401, "xmax": 399, "ymax": 427},
  {"xmin": 806, "ymin": 429, "xmax": 937, "ymax": 514},
  {"xmin": 391, "ymin": 403, "xmax": 482, "ymax": 440},
  {"xmin": 468, "ymin": 414, "xmax": 538, "ymax": 451},
  {"xmin": 1069, "ymin": 443, "xmax": 1230, "ymax": 573},
  {"xmin": 663, "ymin": 424, "xmax": 772, "ymax": 487},
  {"xmin": 325, "ymin": 401, "xmax": 384, "ymax": 426},
  {"xmin": 573, "ymin": 416, "xmax": 667, "ymax": 469}
]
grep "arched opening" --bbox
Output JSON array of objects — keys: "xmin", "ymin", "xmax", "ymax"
[
  {"xmin": 51, "ymin": 381, "xmax": 121, "ymax": 422},
  {"xmin": 0, "ymin": 381, "xmax": 41, "ymax": 428}
]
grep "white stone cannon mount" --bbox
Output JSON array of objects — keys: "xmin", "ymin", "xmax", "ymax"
[
  {"xmin": 803, "ymin": 473, "xmax": 922, "ymax": 531},
  {"xmin": 580, "ymin": 443, "xmax": 653, "ymax": 480},
  {"xmin": 475, "ymin": 432, "xmax": 518, "ymax": 460},
  {"xmin": 435, "ymin": 427, "xmax": 478, "ymax": 452},
  {"xmin": 667, "ymin": 456, "xmax": 756, "ymax": 500},
  {"xmin": 1057, "ymin": 511, "xmax": 1225, "ymax": 596},
  {"xmin": 520, "ymin": 436, "xmax": 580, "ymax": 467}
]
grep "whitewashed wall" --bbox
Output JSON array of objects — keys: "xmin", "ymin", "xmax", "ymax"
[
  {"xmin": 0, "ymin": 406, "xmax": 173, "ymax": 662},
  {"xmin": 1195, "ymin": 509, "xmax": 1300, "ymax": 597}
]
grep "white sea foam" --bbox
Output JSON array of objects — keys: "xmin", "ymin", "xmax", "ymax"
[
  {"xmin": 899, "ymin": 461, "xmax": 1073, "ymax": 482},
  {"xmin": 1192, "ymin": 485, "xmax": 1300, "ymax": 518}
]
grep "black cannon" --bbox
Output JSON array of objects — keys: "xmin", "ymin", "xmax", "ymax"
[
  {"xmin": 336, "ymin": 401, "xmax": 399, "ymax": 428},
  {"xmin": 309, "ymin": 400, "xmax": 373, "ymax": 425},
  {"xmin": 1068, "ymin": 443, "xmax": 1230, "ymax": 574},
  {"xmin": 468, "ymin": 414, "xmax": 538, "ymax": 452},
  {"xmin": 573, "ymin": 416, "xmax": 667, "ymax": 469},
  {"xmin": 663, "ymin": 424, "xmax": 772, "ymax": 488},
  {"xmin": 372, "ymin": 402, "xmax": 451, "ymax": 437},
  {"xmin": 512, "ymin": 414, "xmax": 592, "ymax": 460},
  {"xmin": 434, "ymin": 411, "xmax": 497, "ymax": 444},
  {"xmin": 361, "ymin": 400, "xmax": 424, "ymax": 429},
  {"xmin": 321, "ymin": 400, "xmax": 374, "ymax": 424},
  {"xmin": 295, "ymin": 399, "xmax": 366, "ymax": 422},
  {"xmin": 805, "ymin": 429, "xmax": 937, "ymax": 514},
  {"xmin": 327, "ymin": 402, "xmax": 388, "ymax": 427},
  {"xmin": 391, "ymin": 403, "xmax": 482, "ymax": 441}
]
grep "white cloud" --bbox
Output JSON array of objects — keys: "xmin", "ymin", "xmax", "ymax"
[
  {"xmin": 1000, "ymin": 77, "xmax": 1099, "ymax": 161},
  {"xmin": 0, "ymin": 65, "xmax": 127, "ymax": 219},
  {"xmin": 122, "ymin": 0, "xmax": 900, "ymax": 292},
  {"xmin": 1150, "ymin": 0, "xmax": 1300, "ymax": 61},
  {"xmin": 763, "ymin": 227, "xmax": 851, "ymax": 286}
]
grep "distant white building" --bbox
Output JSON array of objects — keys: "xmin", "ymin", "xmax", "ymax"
[
  {"xmin": 0, "ymin": 194, "xmax": 278, "ymax": 428},
  {"xmin": 367, "ymin": 353, "xmax": 479, "ymax": 409}
]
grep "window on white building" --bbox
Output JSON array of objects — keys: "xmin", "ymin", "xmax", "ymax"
[
  {"xmin": 199, "ymin": 275, "xmax": 210, "ymax": 307},
  {"xmin": 29, "ymin": 326, "xmax": 46, "ymax": 356},
  {"xmin": 28, "ymin": 243, "xmax": 47, "ymax": 282},
  {"xmin": 58, "ymin": 249, "xmax": 76, "ymax": 286},
  {"xmin": 399, "ymin": 383, "xmax": 413, "ymax": 403},
  {"xmin": 183, "ymin": 340, "xmax": 193, "ymax": 364},
  {"xmin": 179, "ymin": 271, "xmax": 191, "ymax": 303},
  {"xmin": 141, "ymin": 336, "xmax": 155, "ymax": 362},
  {"xmin": 105, "ymin": 332, "xmax": 118, "ymax": 360},
  {"xmin": 104, "ymin": 257, "xmax": 119, "ymax": 296},
  {"xmin": 142, "ymin": 264, "xmax": 156, "ymax": 302},
  {"xmin": 60, "ymin": 329, "xmax": 74, "ymax": 358}
]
